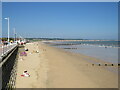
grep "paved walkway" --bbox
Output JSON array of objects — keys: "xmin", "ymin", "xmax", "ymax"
[{"xmin": 0, "ymin": 43, "xmax": 17, "ymax": 57}]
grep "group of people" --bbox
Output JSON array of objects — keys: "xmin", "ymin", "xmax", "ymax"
[
  {"xmin": 1, "ymin": 40, "xmax": 27, "ymax": 46},
  {"xmin": 2, "ymin": 40, "xmax": 14, "ymax": 45}
]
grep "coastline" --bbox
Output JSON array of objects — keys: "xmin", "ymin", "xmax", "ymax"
[{"xmin": 15, "ymin": 42, "xmax": 118, "ymax": 88}]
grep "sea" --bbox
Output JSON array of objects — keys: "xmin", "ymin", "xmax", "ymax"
[{"xmin": 47, "ymin": 40, "xmax": 119, "ymax": 64}]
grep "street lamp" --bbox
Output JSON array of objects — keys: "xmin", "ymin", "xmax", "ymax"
[
  {"xmin": 13, "ymin": 28, "xmax": 16, "ymax": 42},
  {"xmin": 4, "ymin": 17, "xmax": 10, "ymax": 43}
]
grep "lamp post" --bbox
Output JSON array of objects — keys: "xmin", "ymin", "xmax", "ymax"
[
  {"xmin": 4, "ymin": 17, "xmax": 10, "ymax": 43},
  {"xmin": 13, "ymin": 28, "xmax": 16, "ymax": 42}
]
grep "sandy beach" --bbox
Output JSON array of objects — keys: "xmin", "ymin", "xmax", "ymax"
[{"xmin": 15, "ymin": 42, "xmax": 118, "ymax": 88}]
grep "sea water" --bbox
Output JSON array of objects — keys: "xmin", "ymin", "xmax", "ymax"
[{"xmin": 50, "ymin": 41, "xmax": 119, "ymax": 64}]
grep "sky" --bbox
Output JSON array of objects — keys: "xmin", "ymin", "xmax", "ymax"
[{"xmin": 2, "ymin": 2, "xmax": 118, "ymax": 40}]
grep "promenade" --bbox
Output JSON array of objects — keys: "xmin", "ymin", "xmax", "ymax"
[
  {"xmin": 0, "ymin": 43, "xmax": 17, "ymax": 58},
  {"xmin": 0, "ymin": 42, "xmax": 18, "ymax": 89}
]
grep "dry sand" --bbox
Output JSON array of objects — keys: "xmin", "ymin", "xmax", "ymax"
[{"xmin": 15, "ymin": 42, "xmax": 118, "ymax": 88}]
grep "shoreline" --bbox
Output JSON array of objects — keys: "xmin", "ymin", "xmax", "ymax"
[
  {"xmin": 15, "ymin": 42, "xmax": 118, "ymax": 88},
  {"xmin": 49, "ymin": 43, "xmax": 118, "ymax": 64},
  {"xmin": 47, "ymin": 44, "xmax": 118, "ymax": 66}
]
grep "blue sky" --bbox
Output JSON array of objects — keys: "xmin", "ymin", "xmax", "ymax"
[{"xmin": 2, "ymin": 2, "xmax": 118, "ymax": 40}]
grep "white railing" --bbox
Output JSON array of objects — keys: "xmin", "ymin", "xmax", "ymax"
[{"xmin": 0, "ymin": 43, "xmax": 17, "ymax": 57}]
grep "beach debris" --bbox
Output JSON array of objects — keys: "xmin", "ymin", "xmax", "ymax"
[
  {"xmin": 118, "ymin": 64, "xmax": 120, "ymax": 66},
  {"xmin": 20, "ymin": 52, "xmax": 27, "ymax": 56},
  {"xmin": 25, "ymin": 48, "xmax": 29, "ymax": 51},
  {"xmin": 105, "ymin": 64, "xmax": 107, "ymax": 66},
  {"xmin": 43, "ymin": 49, "xmax": 46, "ymax": 51},
  {"xmin": 21, "ymin": 70, "xmax": 30, "ymax": 77},
  {"xmin": 36, "ymin": 50, "xmax": 39, "ymax": 53},
  {"xmin": 98, "ymin": 64, "xmax": 101, "ymax": 66},
  {"xmin": 20, "ymin": 58, "xmax": 24, "ymax": 61},
  {"xmin": 32, "ymin": 50, "xmax": 39, "ymax": 53},
  {"xmin": 105, "ymin": 46, "xmax": 107, "ymax": 48},
  {"xmin": 111, "ymin": 64, "xmax": 114, "ymax": 66}
]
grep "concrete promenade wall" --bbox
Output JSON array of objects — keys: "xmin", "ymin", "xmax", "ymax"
[{"xmin": 0, "ymin": 45, "xmax": 18, "ymax": 89}]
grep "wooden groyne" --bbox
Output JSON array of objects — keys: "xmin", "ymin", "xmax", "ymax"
[
  {"xmin": 52, "ymin": 43, "xmax": 81, "ymax": 46},
  {"xmin": 44, "ymin": 42, "xmax": 82, "ymax": 46},
  {"xmin": 63, "ymin": 48, "xmax": 77, "ymax": 49}
]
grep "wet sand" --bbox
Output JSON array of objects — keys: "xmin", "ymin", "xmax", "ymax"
[{"xmin": 15, "ymin": 42, "xmax": 118, "ymax": 88}]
